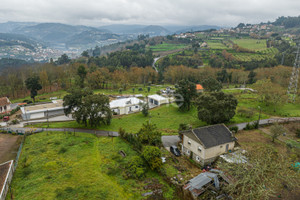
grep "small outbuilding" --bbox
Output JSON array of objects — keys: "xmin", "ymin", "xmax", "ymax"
[
  {"xmin": 181, "ymin": 124, "xmax": 236, "ymax": 166},
  {"xmin": 110, "ymin": 97, "xmax": 144, "ymax": 115},
  {"xmin": 0, "ymin": 97, "xmax": 11, "ymax": 114},
  {"xmin": 147, "ymin": 94, "xmax": 169, "ymax": 106}
]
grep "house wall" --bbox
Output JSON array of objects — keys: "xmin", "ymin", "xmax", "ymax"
[
  {"xmin": 112, "ymin": 104, "xmax": 141, "ymax": 115},
  {"xmin": 182, "ymin": 135, "xmax": 235, "ymax": 166},
  {"xmin": 0, "ymin": 105, "xmax": 11, "ymax": 114}
]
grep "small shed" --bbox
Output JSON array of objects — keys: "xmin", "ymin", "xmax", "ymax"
[
  {"xmin": 148, "ymin": 94, "xmax": 169, "ymax": 106},
  {"xmin": 196, "ymin": 84, "xmax": 204, "ymax": 93}
]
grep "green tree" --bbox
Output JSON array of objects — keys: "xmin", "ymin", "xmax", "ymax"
[
  {"xmin": 63, "ymin": 87, "xmax": 93, "ymax": 116},
  {"xmin": 25, "ymin": 76, "xmax": 42, "ymax": 102},
  {"xmin": 77, "ymin": 65, "xmax": 87, "ymax": 88},
  {"xmin": 74, "ymin": 94, "xmax": 112, "ymax": 127},
  {"xmin": 247, "ymin": 70, "xmax": 256, "ymax": 84},
  {"xmin": 81, "ymin": 50, "xmax": 89, "ymax": 57},
  {"xmin": 56, "ymin": 54, "xmax": 70, "ymax": 65},
  {"xmin": 175, "ymin": 79, "xmax": 197, "ymax": 111},
  {"xmin": 137, "ymin": 121, "xmax": 162, "ymax": 146},
  {"xmin": 195, "ymin": 92, "xmax": 238, "ymax": 124},
  {"xmin": 142, "ymin": 103, "xmax": 149, "ymax": 117},
  {"xmin": 201, "ymin": 77, "xmax": 222, "ymax": 92},
  {"xmin": 142, "ymin": 146, "xmax": 162, "ymax": 171},
  {"xmin": 270, "ymin": 123, "xmax": 285, "ymax": 142}
]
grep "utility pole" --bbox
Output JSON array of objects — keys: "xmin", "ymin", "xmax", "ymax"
[{"xmin": 287, "ymin": 45, "xmax": 300, "ymax": 103}]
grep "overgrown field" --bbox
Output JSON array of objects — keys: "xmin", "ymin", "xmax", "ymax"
[
  {"xmin": 232, "ymin": 38, "xmax": 267, "ymax": 51},
  {"xmin": 9, "ymin": 132, "xmax": 176, "ymax": 200}
]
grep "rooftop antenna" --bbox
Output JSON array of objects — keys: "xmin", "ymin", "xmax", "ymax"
[{"xmin": 287, "ymin": 45, "xmax": 300, "ymax": 103}]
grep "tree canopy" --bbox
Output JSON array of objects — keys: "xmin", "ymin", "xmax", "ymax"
[
  {"xmin": 195, "ymin": 92, "xmax": 238, "ymax": 124},
  {"xmin": 25, "ymin": 76, "xmax": 42, "ymax": 102},
  {"xmin": 175, "ymin": 79, "xmax": 197, "ymax": 111}
]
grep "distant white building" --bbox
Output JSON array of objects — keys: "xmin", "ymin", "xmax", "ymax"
[
  {"xmin": 110, "ymin": 97, "xmax": 144, "ymax": 115},
  {"xmin": 21, "ymin": 100, "xmax": 65, "ymax": 120},
  {"xmin": 147, "ymin": 94, "xmax": 169, "ymax": 106}
]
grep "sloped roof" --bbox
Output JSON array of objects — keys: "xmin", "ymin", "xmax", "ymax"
[
  {"xmin": 182, "ymin": 124, "xmax": 234, "ymax": 148},
  {"xmin": 196, "ymin": 84, "xmax": 203, "ymax": 90},
  {"xmin": 0, "ymin": 97, "xmax": 10, "ymax": 107},
  {"xmin": 110, "ymin": 97, "xmax": 144, "ymax": 108}
]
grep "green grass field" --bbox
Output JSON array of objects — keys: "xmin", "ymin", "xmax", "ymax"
[
  {"xmin": 148, "ymin": 43, "xmax": 187, "ymax": 52},
  {"xmin": 31, "ymin": 104, "xmax": 206, "ymax": 135},
  {"xmin": 9, "ymin": 132, "xmax": 176, "ymax": 200},
  {"xmin": 206, "ymin": 40, "xmax": 229, "ymax": 50},
  {"xmin": 232, "ymin": 38, "xmax": 267, "ymax": 51}
]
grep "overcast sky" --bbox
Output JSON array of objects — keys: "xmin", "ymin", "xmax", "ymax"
[{"xmin": 0, "ymin": 0, "xmax": 299, "ymax": 27}]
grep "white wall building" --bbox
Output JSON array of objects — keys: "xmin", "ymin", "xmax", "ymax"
[
  {"xmin": 0, "ymin": 97, "xmax": 11, "ymax": 114},
  {"xmin": 110, "ymin": 97, "xmax": 144, "ymax": 115},
  {"xmin": 147, "ymin": 94, "xmax": 169, "ymax": 106},
  {"xmin": 21, "ymin": 100, "xmax": 65, "ymax": 120}
]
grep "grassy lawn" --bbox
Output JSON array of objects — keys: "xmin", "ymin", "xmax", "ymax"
[
  {"xmin": 232, "ymin": 38, "xmax": 267, "ymax": 51},
  {"xmin": 9, "ymin": 132, "xmax": 176, "ymax": 200},
  {"xmin": 31, "ymin": 104, "xmax": 206, "ymax": 135},
  {"xmin": 148, "ymin": 43, "xmax": 187, "ymax": 52}
]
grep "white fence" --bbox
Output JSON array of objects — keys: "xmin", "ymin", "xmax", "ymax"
[{"xmin": 0, "ymin": 160, "xmax": 14, "ymax": 200}]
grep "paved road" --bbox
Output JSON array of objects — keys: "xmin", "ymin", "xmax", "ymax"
[
  {"xmin": 152, "ymin": 57, "xmax": 162, "ymax": 72},
  {"xmin": 230, "ymin": 117, "xmax": 300, "ymax": 130}
]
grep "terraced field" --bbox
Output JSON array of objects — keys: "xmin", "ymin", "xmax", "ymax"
[
  {"xmin": 148, "ymin": 43, "xmax": 188, "ymax": 52},
  {"xmin": 232, "ymin": 38, "xmax": 267, "ymax": 51}
]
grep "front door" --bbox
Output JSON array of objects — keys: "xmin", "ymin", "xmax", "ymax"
[{"xmin": 226, "ymin": 144, "xmax": 229, "ymax": 152}]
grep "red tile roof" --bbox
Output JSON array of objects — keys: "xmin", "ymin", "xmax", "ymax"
[
  {"xmin": 0, "ymin": 97, "xmax": 10, "ymax": 107},
  {"xmin": 196, "ymin": 84, "xmax": 203, "ymax": 90}
]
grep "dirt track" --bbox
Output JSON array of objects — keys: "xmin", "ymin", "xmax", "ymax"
[{"xmin": 0, "ymin": 134, "xmax": 22, "ymax": 164}]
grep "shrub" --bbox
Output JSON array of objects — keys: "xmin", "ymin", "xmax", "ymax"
[
  {"xmin": 229, "ymin": 126, "xmax": 239, "ymax": 133},
  {"xmin": 142, "ymin": 103, "xmax": 149, "ymax": 117},
  {"xmin": 138, "ymin": 87, "xmax": 143, "ymax": 91},
  {"xmin": 142, "ymin": 146, "xmax": 162, "ymax": 171},
  {"xmin": 237, "ymin": 108, "xmax": 254, "ymax": 118},
  {"xmin": 125, "ymin": 156, "xmax": 146, "ymax": 179}
]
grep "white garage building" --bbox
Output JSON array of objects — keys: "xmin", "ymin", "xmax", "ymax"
[
  {"xmin": 148, "ymin": 94, "xmax": 169, "ymax": 106},
  {"xmin": 21, "ymin": 100, "xmax": 65, "ymax": 120},
  {"xmin": 110, "ymin": 97, "xmax": 144, "ymax": 115}
]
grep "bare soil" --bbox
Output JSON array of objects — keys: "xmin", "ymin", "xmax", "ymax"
[
  {"xmin": 0, "ymin": 161, "xmax": 11, "ymax": 191},
  {"xmin": 0, "ymin": 134, "xmax": 22, "ymax": 164}
]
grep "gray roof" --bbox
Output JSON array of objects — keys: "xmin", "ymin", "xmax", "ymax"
[{"xmin": 183, "ymin": 124, "xmax": 234, "ymax": 148}]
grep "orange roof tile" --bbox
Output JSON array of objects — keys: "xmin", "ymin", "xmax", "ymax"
[{"xmin": 196, "ymin": 84, "xmax": 203, "ymax": 90}]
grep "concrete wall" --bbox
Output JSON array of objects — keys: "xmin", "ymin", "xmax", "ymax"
[{"xmin": 112, "ymin": 104, "xmax": 141, "ymax": 115}]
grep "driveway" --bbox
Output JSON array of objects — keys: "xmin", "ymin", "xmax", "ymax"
[{"xmin": 162, "ymin": 135, "xmax": 181, "ymax": 148}]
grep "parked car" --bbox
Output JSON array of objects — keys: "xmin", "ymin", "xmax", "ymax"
[
  {"xmin": 3, "ymin": 116, "xmax": 9, "ymax": 122},
  {"xmin": 170, "ymin": 145, "xmax": 181, "ymax": 157}
]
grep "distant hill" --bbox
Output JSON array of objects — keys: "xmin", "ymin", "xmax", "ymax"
[
  {"xmin": 66, "ymin": 29, "xmax": 123, "ymax": 48},
  {"xmin": 173, "ymin": 25, "xmax": 222, "ymax": 34},
  {"xmin": 0, "ymin": 58, "xmax": 30, "ymax": 71},
  {"xmin": 272, "ymin": 16, "xmax": 300, "ymax": 28},
  {"xmin": 0, "ymin": 33, "xmax": 41, "ymax": 51},
  {"xmin": 99, "ymin": 24, "xmax": 170, "ymax": 36},
  {"xmin": 0, "ymin": 21, "xmax": 38, "ymax": 33},
  {"xmin": 12, "ymin": 23, "xmax": 98, "ymax": 44}
]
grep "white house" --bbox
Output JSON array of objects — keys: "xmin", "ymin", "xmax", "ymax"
[
  {"xmin": 110, "ymin": 97, "xmax": 144, "ymax": 115},
  {"xmin": 147, "ymin": 94, "xmax": 169, "ymax": 106},
  {"xmin": 181, "ymin": 124, "xmax": 236, "ymax": 166},
  {"xmin": 21, "ymin": 100, "xmax": 65, "ymax": 120},
  {"xmin": 0, "ymin": 97, "xmax": 11, "ymax": 114}
]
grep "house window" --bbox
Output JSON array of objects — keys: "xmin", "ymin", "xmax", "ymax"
[
  {"xmin": 135, "ymin": 106, "xmax": 139, "ymax": 108},
  {"xmin": 186, "ymin": 149, "xmax": 190, "ymax": 155},
  {"xmin": 198, "ymin": 147, "xmax": 202, "ymax": 152},
  {"xmin": 196, "ymin": 156, "xmax": 200, "ymax": 162},
  {"xmin": 220, "ymin": 145, "xmax": 223, "ymax": 148},
  {"xmin": 188, "ymin": 141, "xmax": 191, "ymax": 145}
]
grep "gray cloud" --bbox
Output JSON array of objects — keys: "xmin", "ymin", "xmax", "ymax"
[{"xmin": 0, "ymin": 0, "xmax": 299, "ymax": 26}]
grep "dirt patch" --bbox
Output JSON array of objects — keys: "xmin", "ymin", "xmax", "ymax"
[
  {"xmin": 0, "ymin": 134, "xmax": 22, "ymax": 163},
  {"xmin": 0, "ymin": 161, "xmax": 11, "ymax": 191}
]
